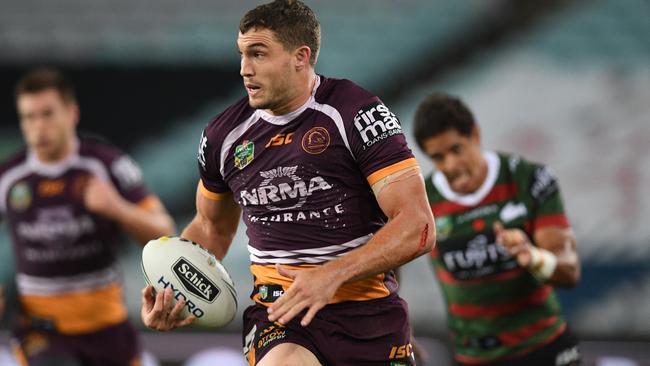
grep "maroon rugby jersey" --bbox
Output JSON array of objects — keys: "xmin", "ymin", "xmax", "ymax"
[
  {"xmin": 198, "ymin": 76, "xmax": 419, "ymax": 304},
  {"xmin": 0, "ymin": 138, "xmax": 151, "ymax": 334}
]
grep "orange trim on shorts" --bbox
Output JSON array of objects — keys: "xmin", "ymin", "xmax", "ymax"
[
  {"xmin": 137, "ymin": 195, "xmax": 159, "ymax": 211},
  {"xmin": 19, "ymin": 283, "xmax": 128, "ymax": 335},
  {"xmin": 247, "ymin": 346, "xmax": 256, "ymax": 366},
  {"xmin": 11, "ymin": 343, "xmax": 28, "ymax": 366},
  {"xmin": 199, "ymin": 180, "xmax": 230, "ymax": 201},
  {"xmin": 250, "ymin": 264, "xmax": 390, "ymax": 304},
  {"xmin": 366, "ymin": 158, "xmax": 419, "ymax": 186}
]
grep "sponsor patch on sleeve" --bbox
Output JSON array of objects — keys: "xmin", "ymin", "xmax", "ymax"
[
  {"xmin": 197, "ymin": 131, "xmax": 209, "ymax": 171},
  {"xmin": 353, "ymin": 101, "xmax": 403, "ymax": 149},
  {"xmin": 530, "ymin": 166, "xmax": 559, "ymax": 203},
  {"xmin": 111, "ymin": 156, "xmax": 143, "ymax": 191}
]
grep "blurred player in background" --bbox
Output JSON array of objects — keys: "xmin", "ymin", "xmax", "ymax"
[
  {"xmin": 413, "ymin": 93, "xmax": 581, "ymax": 366},
  {"xmin": 141, "ymin": 1, "xmax": 436, "ymax": 365},
  {"xmin": 0, "ymin": 68, "xmax": 175, "ymax": 366}
]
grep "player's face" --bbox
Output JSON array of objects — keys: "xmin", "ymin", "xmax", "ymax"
[
  {"xmin": 238, "ymin": 28, "xmax": 301, "ymax": 115},
  {"xmin": 17, "ymin": 89, "xmax": 78, "ymax": 162},
  {"xmin": 421, "ymin": 127, "xmax": 487, "ymax": 194}
]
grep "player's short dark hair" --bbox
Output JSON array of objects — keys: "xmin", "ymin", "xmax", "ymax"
[
  {"xmin": 240, "ymin": 0, "xmax": 321, "ymax": 66},
  {"xmin": 15, "ymin": 68, "xmax": 77, "ymax": 104},
  {"xmin": 413, "ymin": 92, "xmax": 476, "ymax": 150}
]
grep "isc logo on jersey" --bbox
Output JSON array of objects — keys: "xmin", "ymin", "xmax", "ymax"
[{"xmin": 354, "ymin": 102, "xmax": 403, "ymax": 149}]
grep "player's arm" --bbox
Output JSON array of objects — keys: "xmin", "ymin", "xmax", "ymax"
[
  {"xmin": 494, "ymin": 222, "xmax": 580, "ymax": 287},
  {"xmin": 180, "ymin": 182, "xmax": 241, "ymax": 260},
  {"xmin": 326, "ymin": 166, "xmax": 436, "ymax": 282},
  {"xmin": 268, "ymin": 167, "xmax": 435, "ymax": 326},
  {"xmin": 83, "ymin": 176, "xmax": 175, "ymax": 244},
  {"xmin": 141, "ymin": 182, "xmax": 241, "ymax": 332}
]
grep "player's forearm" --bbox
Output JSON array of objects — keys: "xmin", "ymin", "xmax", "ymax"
[
  {"xmin": 547, "ymin": 240, "xmax": 580, "ymax": 287},
  {"xmin": 112, "ymin": 200, "xmax": 176, "ymax": 244},
  {"xmin": 181, "ymin": 215, "xmax": 237, "ymax": 261},
  {"xmin": 322, "ymin": 208, "xmax": 435, "ymax": 285},
  {"xmin": 532, "ymin": 228, "xmax": 580, "ymax": 287}
]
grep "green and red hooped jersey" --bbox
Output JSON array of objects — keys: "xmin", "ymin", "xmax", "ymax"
[{"xmin": 425, "ymin": 151, "xmax": 570, "ymax": 364}]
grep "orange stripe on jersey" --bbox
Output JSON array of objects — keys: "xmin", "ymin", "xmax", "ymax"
[
  {"xmin": 251, "ymin": 264, "xmax": 390, "ymax": 304},
  {"xmin": 366, "ymin": 158, "xmax": 419, "ymax": 186},
  {"xmin": 199, "ymin": 180, "xmax": 230, "ymax": 201},
  {"xmin": 19, "ymin": 283, "xmax": 128, "ymax": 335},
  {"xmin": 137, "ymin": 195, "xmax": 159, "ymax": 211}
]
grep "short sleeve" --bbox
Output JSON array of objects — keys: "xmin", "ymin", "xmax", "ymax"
[
  {"xmin": 108, "ymin": 151, "xmax": 150, "ymax": 204},
  {"xmin": 527, "ymin": 164, "xmax": 570, "ymax": 229},
  {"xmin": 197, "ymin": 128, "xmax": 231, "ymax": 200},
  {"xmin": 347, "ymin": 99, "xmax": 418, "ymax": 185}
]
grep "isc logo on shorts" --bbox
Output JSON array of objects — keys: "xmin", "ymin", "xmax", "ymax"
[{"xmin": 354, "ymin": 102, "xmax": 403, "ymax": 148}]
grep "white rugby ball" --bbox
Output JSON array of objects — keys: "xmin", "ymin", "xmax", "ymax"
[{"xmin": 141, "ymin": 236, "xmax": 237, "ymax": 328}]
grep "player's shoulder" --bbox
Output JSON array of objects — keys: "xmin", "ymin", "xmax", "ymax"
[
  {"xmin": 77, "ymin": 134, "xmax": 128, "ymax": 164},
  {"xmin": 499, "ymin": 151, "xmax": 546, "ymax": 176},
  {"xmin": 0, "ymin": 148, "xmax": 28, "ymax": 177},
  {"xmin": 498, "ymin": 151, "xmax": 560, "ymax": 200},
  {"xmin": 204, "ymin": 96, "xmax": 255, "ymax": 140},
  {"xmin": 315, "ymin": 76, "xmax": 378, "ymax": 110}
]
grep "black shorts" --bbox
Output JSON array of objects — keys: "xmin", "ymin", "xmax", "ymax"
[
  {"xmin": 455, "ymin": 327, "xmax": 581, "ymax": 366},
  {"xmin": 243, "ymin": 294, "xmax": 416, "ymax": 366},
  {"xmin": 12, "ymin": 320, "xmax": 140, "ymax": 366}
]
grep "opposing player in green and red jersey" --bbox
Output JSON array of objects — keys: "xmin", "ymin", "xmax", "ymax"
[{"xmin": 413, "ymin": 93, "xmax": 581, "ymax": 366}]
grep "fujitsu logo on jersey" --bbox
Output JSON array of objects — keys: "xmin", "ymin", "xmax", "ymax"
[
  {"xmin": 353, "ymin": 102, "xmax": 403, "ymax": 148},
  {"xmin": 173, "ymin": 258, "xmax": 219, "ymax": 302},
  {"xmin": 240, "ymin": 166, "xmax": 332, "ymax": 210}
]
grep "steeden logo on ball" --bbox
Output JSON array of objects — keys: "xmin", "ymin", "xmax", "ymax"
[{"xmin": 172, "ymin": 258, "xmax": 220, "ymax": 303}]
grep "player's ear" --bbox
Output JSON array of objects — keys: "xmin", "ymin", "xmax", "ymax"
[{"xmin": 294, "ymin": 46, "xmax": 311, "ymax": 71}]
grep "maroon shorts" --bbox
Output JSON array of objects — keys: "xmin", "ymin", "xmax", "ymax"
[
  {"xmin": 242, "ymin": 293, "xmax": 416, "ymax": 366},
  {"xmin": 12, "ymin": 320, "xmax": 140, "ymax": 366}
]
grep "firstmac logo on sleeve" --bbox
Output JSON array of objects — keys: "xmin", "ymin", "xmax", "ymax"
[{"xmin": 353, "ymin": 101, "xmax": 403, "ymax": 149}]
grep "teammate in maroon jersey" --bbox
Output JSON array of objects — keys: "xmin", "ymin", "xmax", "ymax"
[
  {"xmin": 0, "ymin": 68, "xmax": 175, "ymax": 366},
  {"xmin": 413, "ymin": 92, "xmax": 581, "ymax": 365},
  {"xmin": 140, "ymin": 1, "xmax": 436, "ymax": 365}
]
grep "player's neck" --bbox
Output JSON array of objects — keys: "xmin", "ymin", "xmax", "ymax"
[
  {"xmin": 265, "ymin": 71, "xmax": 317, "ymax": 116},
  {"xmin": 33, "ymin": 137, "xmax": 76, "ymax": 164},
  {"xmin": 470, "ymin": 156, "xmax": 489, "ymax": 193}
]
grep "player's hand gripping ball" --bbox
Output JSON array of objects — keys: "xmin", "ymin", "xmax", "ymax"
[{"xmin": 141, "ymin": 236, "xmax": 237, "ymax": 328}]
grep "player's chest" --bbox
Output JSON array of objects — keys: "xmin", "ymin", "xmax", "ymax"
[
  {"xmin": 223, "ymin": 118, "xmax": 354, "ymax": 191},
  {"xmin": 5, "ymin": 171, "xmax": 91, "ymax": 223}
]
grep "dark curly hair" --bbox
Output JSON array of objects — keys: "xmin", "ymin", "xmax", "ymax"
[
  {"xmin": 240, "ymin": 0, "xmax": 321, "ymax": 66},
  {"xmin": 413, "ymin": 92, "xmax": 476, "ymax": 150}
]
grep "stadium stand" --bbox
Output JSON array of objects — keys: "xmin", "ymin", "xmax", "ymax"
[{"xmin": 1, "ymin": 0, "xmax": 648, "ymax": 364}]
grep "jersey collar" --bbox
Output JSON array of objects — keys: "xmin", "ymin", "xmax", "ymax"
[
  {"xmin": 259, "ymin": 75, "xmax": 321, "ymax": 126},
  {"xmin": 27, "ymin": 138, "xmax": 81, "ymax": 177},
  {"xmin": 432, "ymin": 150, "xmax": 500, "ymax": 206}
]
